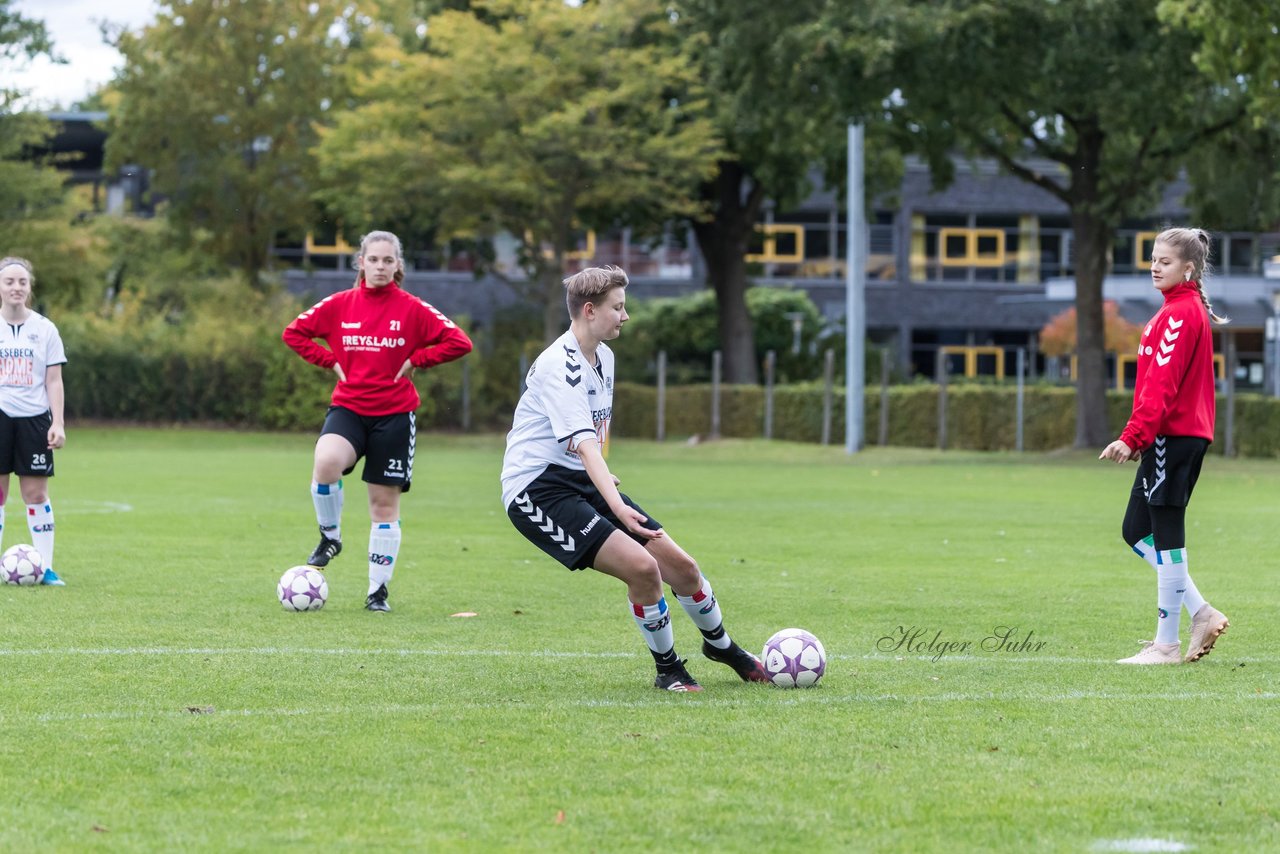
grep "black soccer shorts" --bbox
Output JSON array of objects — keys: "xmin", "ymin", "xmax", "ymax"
[
  {"xmin": 0, "ymin": 409, "xmax": 54, "ymax": 477},
  {"xmin": 507, "ymin": 465, "xmax": 662, "ymax": 570},
  {"xmin": 1131, "ymin": 435, "xmax": 1210, "ymax": 508},
  {"xmin": 320, "ymin": 405, "xmax": 415, "ymax": 492}
]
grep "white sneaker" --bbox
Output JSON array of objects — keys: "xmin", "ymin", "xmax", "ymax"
[
  {"xmin": 1116, "ymin": 641, "xmax": 1182, "ymax": 665},
  {"xmin": 1185, "ymin": 604, "xmax": 1229, "ymax": 663}
]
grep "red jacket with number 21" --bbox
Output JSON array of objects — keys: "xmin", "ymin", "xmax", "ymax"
[{"xmin": 283, "ymin": 281, "xmax": 473, "ymax": 417}]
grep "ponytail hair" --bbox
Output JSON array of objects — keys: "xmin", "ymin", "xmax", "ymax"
[
  {"xmin": 1155, "ymin": 226, "xmax": 1229, "ymax": 324},
  {"xmin": 352, "ymin": 230, "xmax": 406, "ymax": 288}
]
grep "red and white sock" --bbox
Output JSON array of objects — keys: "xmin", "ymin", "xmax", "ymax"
[
  {"xmin": 26, "ymin": 503, "xmax": 55, "ymax": 572},
  {"xmin": 675, "ymin": 574, "xmax": 731, "ymax": 650},
  {"xmin": 631, "ymin": 598, "xmax": 677, "ymax": 666}
]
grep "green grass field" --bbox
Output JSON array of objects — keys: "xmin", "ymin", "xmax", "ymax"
[{"xmin": 1, "ymin": 428, "xmax": 1277, "ymax": 852}]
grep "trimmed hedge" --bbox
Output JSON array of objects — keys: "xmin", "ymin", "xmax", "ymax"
[
  {"xmin": 56, "ymin": 300, "xmax": 1280, "ymax": 457},
  {"xmin": 613, "ymin": 382, "xmax": 1278, "ymax": 456}
]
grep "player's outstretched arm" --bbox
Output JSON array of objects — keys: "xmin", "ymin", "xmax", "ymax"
[{"xmin": 575, "ymin": 438, "xmax": 663, "ymax": 541}]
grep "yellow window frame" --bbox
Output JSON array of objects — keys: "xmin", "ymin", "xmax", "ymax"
[
  {"xmin": 939, "ymin": 345, "xmax": 1006, "ymax": 379},
  {"xmin": 746, "ymin": 224, "xmax": 805, "ymax": 264},
  {"xmin": 938, "ymin": 228, "xmax": 1007, "ymax": 267},
  {"xmin": 1134, "ymin": 230, "xmax": 1159, "ymax": 270}
]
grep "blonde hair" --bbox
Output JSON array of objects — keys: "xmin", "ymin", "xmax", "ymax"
[
  {"xmin": 353, "ymin": 230, "xmax": 405, "ymax": 287},
  {"xmin": 0, "ymin": 257, "xmax": 35, "ymax": 306},
  {"xmin": 565, "ymin": 265, "xmax": 628, "ymax": 318},
  {"xmin": 1155, "ymin": 227, "xmax": 1228, "ymax": 324}
]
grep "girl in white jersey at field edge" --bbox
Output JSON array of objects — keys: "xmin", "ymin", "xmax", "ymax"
[
  {"xmin": 0, "ymin": 257, "xmax": 67, "ymax": 586},
  {"xmin": 501, "ymin": 265, "xmax": 769, "ymax": 691},
  {"xmin": 283, "ymin": 231, "xmax": 472, "ymax": 612}
]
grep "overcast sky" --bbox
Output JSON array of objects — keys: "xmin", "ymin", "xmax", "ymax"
[{"xmin": 10, "ymin": 0, "xmax": 161, "ymax": 109}]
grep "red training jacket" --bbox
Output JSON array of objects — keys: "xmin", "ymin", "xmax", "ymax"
[
  {"xmin": 282, "ymin": 281, "xmax": 473, "ymax": 417},
  {"xmin": 1118, "ymin": 282, "xmax": 1216, "ymax": 451}
]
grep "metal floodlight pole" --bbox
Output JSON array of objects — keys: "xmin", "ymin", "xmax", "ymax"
[{"xmin": 845, "ymin": 122, "xmax": 866, "ymax": 454}]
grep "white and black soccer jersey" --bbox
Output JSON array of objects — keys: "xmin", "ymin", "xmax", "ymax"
[
  {"xmin": 500, "ymin": 330, "xmax": 614, "ymax": 509},
  {"xmin": 0, "ymin": 312, "xmax": 66, "ymax": 417}
]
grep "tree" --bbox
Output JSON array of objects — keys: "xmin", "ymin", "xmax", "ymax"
[
  {"xmin": 1, "ymin": 0, "xmax": 61, "ymax": 199},
  {"xmin": 1159, "ymin": 1, "xmax": 1280, "ymax": 234},
  {"xmin": 316, "ymin": 0, "xmax": 721, "ymax": 342},
  {"xmin": 819, "ymin": 0, "xmax": 1249, "ymax": 446},
  {"xmin": 1159, "ymin": 0, "xmax": 1280, "ymax": 122},
  {"xmin": 105, "ymin": 0, "xmax": 352, "ymax": 287},
  {"xmin": 671, "ymin": 0, "xmax": 880, "ymax": 385},
  {"xmin": 1039, "ymin": 302, "xmax": 1141, "ymax": 359},
  {"xmin": 0, "ymin": 1, "xmax": 83, "ymax": 301}
]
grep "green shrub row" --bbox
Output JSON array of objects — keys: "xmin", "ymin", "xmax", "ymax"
[
  {"xmin": 612, "ymin": 382, "xmax": 1280, "ymax": 456},
  {"xmin": 58, "ymin": 293, "xmax": 1280, "ymax": 457},
  {"xmin": 60, "ymin": 292, "xmax": 511, "ymax": 433}
]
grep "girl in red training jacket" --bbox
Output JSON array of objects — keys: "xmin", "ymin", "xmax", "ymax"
[
  {"xmin": 283, "ymin": 230, "xmax": 472, "ymax": 612},
  {"xmin": 1099, "ymin": 227, "xmax": 1229, "ymax": 665}
]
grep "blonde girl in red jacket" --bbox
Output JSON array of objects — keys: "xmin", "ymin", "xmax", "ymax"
[
  {"xmin": 283, "ymin": 230, "xmax": 472, "ymax": 611},
  {"xmin": 1100, "ymin": 227, "xmax": 1229, "ymax": 665}
]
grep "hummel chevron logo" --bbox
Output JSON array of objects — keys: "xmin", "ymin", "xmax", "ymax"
[
  {"xmin": 551, "ymin": 527, "xmax": 575, "ymax": 551},
  {"xmin": 566, "ymin": 361, "xmax": 581, "ymax": 373},
  {"xmin": 563, "ymin": 345, "xmax": 576, "ymax": 355},
  {"xmin": 1159, "ymin": 341, "xmax": 1176, "ymax": 356},
  {"xmin": 1167, "ymin": 317, "xmax": 1184, "ymax": 329},
  {"xmin": 565, "ymin": 375, "xmax": 582, "ymax": 387},
  {"xmin": 1163, "ymin": 329, "xmax": 1180, "ymax": 342},
  {"xmin": 514, "ymin": 495, "xmax": 574, "ymax": 550},
  {"xmin": 1156, "ymin": 353, "xmax": 1172, "ymax": 366}
]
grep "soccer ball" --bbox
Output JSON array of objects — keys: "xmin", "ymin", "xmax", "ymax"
[
  {"xmin": 762, "ymin": 628, "xmax": 826, "ymax": 688},
  {"xmin": 1, "ymin": 544, "xmax": 44, "ymax": 586},
  {"xmin": 277, "ymin": 566, "xmax": 328, "ymax": 611}
]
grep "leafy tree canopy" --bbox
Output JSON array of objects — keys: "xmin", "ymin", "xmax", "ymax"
[
  {"xmin": 317, "ymin": 0, "xmax": 722, "ymax": 340},
  {"xmin": 105, "ymin": 0, "xmax": 354, "ymax": 287}
]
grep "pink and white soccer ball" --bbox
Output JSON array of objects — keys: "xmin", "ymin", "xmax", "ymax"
[
  {"xmin": 1, "ymin": 544, "xmax": 44, "ymax": 586},
  {"xmin": 763, "ymin": 628, "xmax": 826, "ymax": 687},
  {"xmin": 277, "ymin": 566, "xmax": 328, "ymax": 611}
]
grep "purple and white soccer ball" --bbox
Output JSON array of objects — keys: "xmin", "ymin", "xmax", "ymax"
[
  {"xmin": 277, "ymin": 566, "xmax": 328, "ymax": 611},
  {"xmin": 763, "ymin": 628, "xmax": 826, "ymax": 687},
  {"xmin": 1, "ymin": 544, "xmax": 44, "ymax": 586}
]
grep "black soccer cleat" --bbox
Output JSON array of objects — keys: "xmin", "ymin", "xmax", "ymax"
[
  {"xmin": 702, "ymin": 640, "xmax": 770, "ymax": 683},
  {"xmin": 654, "ymin": 659, "xmax": 703, "ymax": 692},
  {"xmin": 306, "ymin": 529, "xmax": 342, "ymax": 568},
  {"xmin": 365, "ymin": 584, "xmax": 391, "ymax": 612}
]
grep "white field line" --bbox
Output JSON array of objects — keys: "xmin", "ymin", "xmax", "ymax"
[
  {"xmin": 5, "ymin": 690, "xmax": 1280, "ymax": 725},
  {"xmin": 0, "ymin": 647, "xmax": 1272, "ymax": 664},
  {"xmin": 0, "ymin": 647, "xmax": 633, "ymax": 658}
]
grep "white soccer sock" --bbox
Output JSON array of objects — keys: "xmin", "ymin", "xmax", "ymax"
[
  {"xmin": 1132, "ymin": 535, "xmax": 1205, "ymax": 615},
  {"xmin": 1154, "ymin": 548, "xmax": 1188, "ymax": 644},
  {"xmin": 675, "ymin": 574, "xmax": 731, "ymax": 649},
  {"xmin": 631, "ymin": 598, "xmax": 677, "ymax": 663},
  {"xmin": 311, "ymin": 480, "xmax": 343, "ymax": 541},
  {"xmin": 26, "ymin": 503, "xmax": 55, "ymax": 572},
  {"xmin": 368, "ymin": 521, "xmax": 400, "ymax": 595}
]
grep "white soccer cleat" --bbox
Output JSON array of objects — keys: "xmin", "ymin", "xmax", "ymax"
[
  {"xmin": 1185, "ymin": 604, "xmax": 1229, "ymax": 663},
  {"xmin": 1116, "ymin": 640, "xmax": 1182, "ymax": 665}
]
